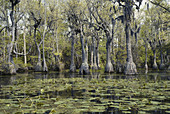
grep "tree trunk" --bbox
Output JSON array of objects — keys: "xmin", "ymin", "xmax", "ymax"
[
  {"xmin": 42, "ymin": 0, "xmax": 48, "ymax": 72},
  {"xmin": 56, "ymin": 27, "xmax": 59, "ymax": 54},
  {"xmin": 5, "ymin": 3, "xmax": 16, "ymax": 75},
  {"xmin": 92, "ymin": 37, "xmax": 97, "ymax": 70},
  {"xmin": 160, "ymin": 48, "xmax": 165, "ymax": 70},
  {"xmin": 79, "ymin": 28, "xmax": 90, "ymax": 75},
  {"xmin": 124, "ymin": 22, "xmax": 137, "ymax": 75},
  {"xmin": 34, "ymin": 28, "xmax": 42, "ymax": 71},
  {"xmin": 96, "ymin": 37, "xmax": 100, "ymax": 69},
  {"xmin": 90, "ymin": 43, "xmax": 94, "ymax": 68},
  {"xmin": 153, "ymin": 50, "xmax": 158, "ymax": 69},
  {"xmin": 3, "ymin": 30, "xmax": 6, "ymax": 61},
  {"xmin": 105, "ymin": 37, "xmax": 114, "ymax": 73},
  {"xmin": 23, "ymin": 25, "xmax": 27, "ymax": 65},
  {"xmin": 70, "ymin": 33, "xmax": 76, "ymax": 72},
  {"xmin": 123, "ymin": 1, "xmax": 137, "ymax": 75},
  {"xmin": 145, "ymin": 43, "xmax": 148, "ymax": 74},
  {"xmin": 159, "ymin": 30, "xmax": 165, "ymax": 70}
]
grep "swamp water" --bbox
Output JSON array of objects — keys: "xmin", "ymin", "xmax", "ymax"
[{"xmin": 0, "ymin": 72, "xmax": 170, "ymax": 114}]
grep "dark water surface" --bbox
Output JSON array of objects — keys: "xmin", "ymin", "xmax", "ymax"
[{"xmin": 0, "ymin": 71, "xmax": 170, "ymax": 114}]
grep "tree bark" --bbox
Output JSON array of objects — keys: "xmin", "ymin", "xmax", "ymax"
[
  {"xmin": 34, "ymin": 28, "xmax": 42, "ymax": 71},
  {"xmin": 90, "ymin": 43, "xmax": 94, "ymax": 68},
  {"xmin": 93, "ymin": 39, "xmax": 97, "ymax": 70},
  {"xmin": 3, "ymin": 30, "xmax": 6, "ymax": 61},
  {"xmin": 42, "ymin": 0, "xmax": 48, "ymax": 72},
  {"xmin": 145, "ymin": 42, "xmax": 148, "ymax": 74},
  {"xmin": 92, "ymin": 37, "xmax": 97, "ymax": 70},
  {"xmin": 153, "ymin": 50, "xmax": 158, "ymax": 69},
  {"xmin": 105, "ymin": 36, "xmax": 114, "ymax": 73},
  {"xmin": 124, "ymin": 1, "xmax": 137, "ymax": 75},
  {"xmin": 70, "ymin": 32, "xmax": 76, "ymax": 72},
  {"xmin": 79, "ymin": 26, "xmax": 90, "ymax": 75},
  {"xmin": 5, "ymin": 1, "xmax": 16, "ymax": 74},
  {"xmin": 23, "ymin": 25, "xmax": 27, "ymax": 65},
  {"xmin": 96, "ymin": 37, "xmax": 100, "ymax": 69},
  {"xmin": 124, "ymin": 22, "xmax": 137, "ymax": 75},
  {"xmin": 56, "ymin": 27, "xmax": 59, "ymax": 54},
  {"xmin": 159, "ymin": 29, "xmax": 165, "ymax": 70}
]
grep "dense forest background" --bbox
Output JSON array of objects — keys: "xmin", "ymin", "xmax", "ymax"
[{"xmin": 0, "ymin": 0, "xmax": 169, "ymax": 75}]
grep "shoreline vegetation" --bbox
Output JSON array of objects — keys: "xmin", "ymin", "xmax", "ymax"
[{"xmin": 0, "ymin": 0, "xmax": 169, "ymax": 75}]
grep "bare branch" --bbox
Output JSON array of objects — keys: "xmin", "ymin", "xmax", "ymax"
[{"xmin": 150, "ymin": 0, "xmax": 170, "ymax": 12}]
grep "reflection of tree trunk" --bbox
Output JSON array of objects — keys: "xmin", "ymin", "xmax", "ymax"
[
  {"xmin": 105, "ymin": 36, "xmax": 113, "ymax": 73},
  {"xmin": 70, "ymin": 33, "xmax": 76, "ymax": 72}
]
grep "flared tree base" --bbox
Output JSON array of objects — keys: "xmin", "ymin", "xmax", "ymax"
[
  {"xmin": 105, "ymin": 63, "xmax": 114, "ymax": 73},
  {"xmin": 153, "ymin": 63, "xmax": 158, "ymax": 70},
  {"xmin": 79, "ymin": 63, "xmax": 90, "ymax": 75},
  {"xmin": 124, "ymin": 62, "xmax": 137, "ymax": 75},
  {"xmin": 34, "ymin": 62, "xmax": 42, "ymax": 72},
  {"xmin": 2, "ymin": 63, "xmax": 16, "ymax": 75},
  {"xmin": 159, "ymin": 63, "xmax": 165, "ymax": 70},
  {"xmin": 43, "ymin": 65, "xmax": 48, "ymax": 72}
]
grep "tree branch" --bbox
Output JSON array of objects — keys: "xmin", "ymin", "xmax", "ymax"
[{"xmin": 150, "ymin": 0, "xmax": 170, "ymax": 12}]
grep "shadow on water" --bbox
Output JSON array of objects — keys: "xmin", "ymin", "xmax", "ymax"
[{"xmin": 0, "ymin": 71, "xmax": 170, "ymax": 113}]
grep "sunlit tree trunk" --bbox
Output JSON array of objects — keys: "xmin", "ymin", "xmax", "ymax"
[{"xmin": 124, "ymin": 1, "xmax": 137, "ymax": 75}]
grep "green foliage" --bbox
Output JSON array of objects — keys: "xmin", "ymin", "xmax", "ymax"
[{"xmin": 0, "ymin": 0, "xmax": 169, "ymax": 72}]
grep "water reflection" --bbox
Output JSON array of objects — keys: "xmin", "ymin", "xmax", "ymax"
[{"xmin": 0, "ymin": 71, "xmax": 170, "ymax": 113}]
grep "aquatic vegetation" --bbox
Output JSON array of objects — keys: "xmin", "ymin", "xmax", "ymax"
[{"xmin": 0, "ymin": 73, "xmax": 170, "ymax": 113}]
